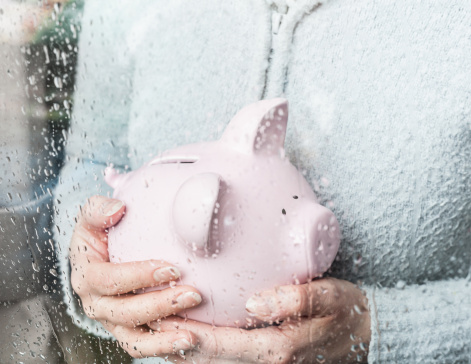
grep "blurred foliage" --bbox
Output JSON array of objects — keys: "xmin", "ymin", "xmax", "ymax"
[
  {"xmin": 23, "ymin": 0, "xmax": 83, "ymax": 180},
  {"xmin": 31, "ymin": 0, "xmax": 84, "ymax": 129},
  {"xmin": 32, "ymin": 0, "xmax": 84, "ymax": 46}
]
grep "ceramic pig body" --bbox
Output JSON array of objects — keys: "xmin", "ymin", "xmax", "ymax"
[{"xmin": 105, "ymin": 99, "xmax": 340, "ymax": 327}]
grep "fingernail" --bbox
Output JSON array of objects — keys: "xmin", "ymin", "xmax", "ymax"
[
  {"xmin": 172, "ymin": 338, "xmax": 195, "ymax": 351},
  {"xmin": 176, "ymin": 292, "xmax": 202, "ymax": 309},
  {"xmin": 246, "ymin": 296, "xmax": 276, "ymax": 316},
  {"xmin": 153, "ymin": 267, "xmax": 180, "ymax": 282},
  {"xmin": 246, "ymin": 296, "xmax": 263, "ymax": 314},
  {"xmin": 104, "ymin": 200, "xmax": 124, "ymax": 216}
]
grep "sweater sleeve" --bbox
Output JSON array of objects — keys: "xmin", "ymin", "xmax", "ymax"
[
  {"xmin": 52, "ymin": 0, "xmax": 142, "ymax": 337},
  {"xmin": 364, "ymin": 277, "xmax": 471, "ymax": 362}
]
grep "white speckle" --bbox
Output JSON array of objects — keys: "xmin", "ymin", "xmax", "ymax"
[
  {"xmin": 396, "ymin": 280, "xmax": 406, "ymax": 290},
  {"xmin": 309, "ymin": 89, "xmax": 336, "ymax": 136}
]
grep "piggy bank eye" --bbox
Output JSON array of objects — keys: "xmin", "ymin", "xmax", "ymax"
[{"xmin": 149, "ymin": 156, "xmax": 198, "ymax": 165}]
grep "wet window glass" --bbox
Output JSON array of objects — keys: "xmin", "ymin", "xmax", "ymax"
[{"xmin": 1, "ymin": 1, "xmax": 469, "ymax": 363}]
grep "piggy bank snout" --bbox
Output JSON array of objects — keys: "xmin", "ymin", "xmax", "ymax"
[
  {"xmin": 310, "ymin": 204, "xmax": 340, "ymax": 275},
  {"xmin": 172, "ymin": 172, "xmax": 223, "ymax": 255},
  {"xmin": 293, "ymin": 201, "xmax": 341, "ymax": 277}
]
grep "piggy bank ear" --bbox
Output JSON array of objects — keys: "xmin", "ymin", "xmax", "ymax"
[
  {"xmin": 172, "ymin": 173, "xmax": 222, "ymax": 255},
  {"xmin": 220, "ymin": 98, "xmax": 288, "ymax": 156}
]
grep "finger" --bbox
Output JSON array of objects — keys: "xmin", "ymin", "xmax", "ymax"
[
  {"xmin": 166, "ymin": 351, "xmax": 251, "ymax": 364},
  {"xmin": 70, "ymin": 195, "xmax": 126, "ymax": 265},
  {"xmin": 156, "ymin": 317, "xmax": 334, "ymax": 363},
  {"xmin": 82, "ymin": 260, "xmax": 182, "ymax": 296},
  {"xmin": 89, "ymin": 286, "xmax": 202, "ymax": 326},
  {"xmin": 245, "ymin": 278, "xmax": 342, "ymax": 320},
  {"xmin": 76, "ymin": 195, "xmax": 125, "ymax": 232},
  {"xmin": 150, "ymin": 317, "xmax": 289, "ymax": 363},
  {"xmin": 103, "ymin": 322, "xmax": 198, "ymax": 359}
]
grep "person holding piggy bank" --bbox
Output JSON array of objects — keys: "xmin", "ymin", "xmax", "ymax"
[{"xmin": 54, "ymin": 1, "xmax": 470, "ymax": 363}]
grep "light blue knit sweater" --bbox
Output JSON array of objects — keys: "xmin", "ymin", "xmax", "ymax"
[{"xmin": 54, "ymin": 0, "xmax": 471, "ymax": 362}]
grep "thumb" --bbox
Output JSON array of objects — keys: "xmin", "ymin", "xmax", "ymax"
[
  {"xmin": 77, "ymin": 195, "xmax": 125, "ymax": 231},
  {"xmin": 245, "ymin": 278, "xmax": 346, "ymax": 321}
]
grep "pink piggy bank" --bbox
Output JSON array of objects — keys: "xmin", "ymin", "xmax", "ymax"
[{"xmin": 105, "ymin": 98, "xmax": 340, "ymax": 327}]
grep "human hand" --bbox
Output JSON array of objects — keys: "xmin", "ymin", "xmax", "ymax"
[
  {"xmin": 69, "ymin": 195, "xmax": 202, "ymax": 358},
  {"xmin": 149, "ymin": 277, "xmax": 370, "ymax": 363}
]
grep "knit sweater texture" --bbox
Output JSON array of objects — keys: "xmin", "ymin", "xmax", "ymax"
[{"xmin": 54, "ymin": 0, "xmax": 471, "ymax": 362}]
